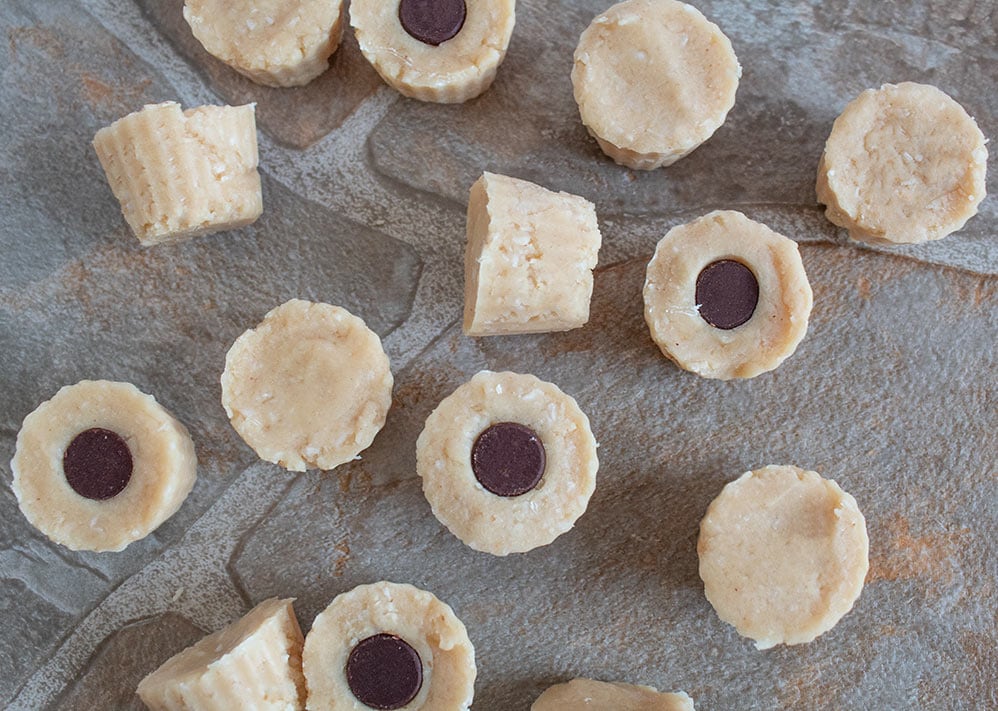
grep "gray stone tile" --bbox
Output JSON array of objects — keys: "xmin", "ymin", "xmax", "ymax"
[{"xmin": 1, "ymin": 0, "xmax": 994, "ymax": 708}]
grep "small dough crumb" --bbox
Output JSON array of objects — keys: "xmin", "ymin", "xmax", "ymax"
[
  {"xmin": 184, "ymin": 0, "xmax": 345, "ymax": 87},
  {"xmin": 817, "ymin": 82, "xmax": 987, "ymax": 245},
  {"xmin": 93, "ymin": 102, "xmax": 262, "ymax": 246},
  {"xmin": 303, "ymin": 582, "xmax": 475, "ymax": 711},
  {"xmin": 698, "ymin": 465, "xmax": 869, "ymax": 649},
  {"xmin": 350, "ymin": 0, "xmax": 515, "ymax": 103},
  {"xmin": 532, "ymin": 678, "xmax": 695, "ymax": 710},
  {"xmin": 137, "ymin": 598, "xmax": 305, "ymax": 710},
  {"xmin": 572, "ymin": 0, "xmax": 740, "ymax": 169},
  {"xmin": 221, "ymin": 299, "xmax": 393, "ymax": 472},
  {"xmin": 464, "ymin": 172, "xmax": 602, "ymax": 336}
]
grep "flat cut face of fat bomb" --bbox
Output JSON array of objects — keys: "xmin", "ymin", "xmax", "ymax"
[
  {"xmin": 643, "ymin": 210, "xmax": 812, "ymax": 380},
  {"xmin": 817, "ymin": 82, "xmax": 988, "ymax": 245},
  {"xmin": 11, "ymin": 380, "xmax": 197, "ymax": 553},
  {"xmin": 572, "ymin": 0, "xmax": 740, "ymax": 169},
  {"xmin": 137, "ymin": 598, "xmax": 306, "ymax": 711},
  {"xmin": 92, "ymin": 102, "xmax": 262, "ymax": 246},
  {"xmin": 416, "ymin": 371, "xmax": 599, "ymax": 556},
  {"xmin": 350, "ymin": 0, "xmax": 515, "ymax": 103},
  {"xmin": 221, "ymin": 299, "xmax": 393, "ymax": 472},
  {"xmin": 183, "ymin": 0, "xmax": 345, "ymax": 87},
  {"xmin": 464, "ymin": 172, "xmax": 602, "ymax": 337},
  {"xmin": 532, "ymin": 678, "xmax": 695, "ymax": 710},
  {"xmin": 303, "ymin": 582, "xmax": 476, "ymax": 711},
  {"xmin": 698, "ymin": 465, "xmax": 869, "ymax": 649}
]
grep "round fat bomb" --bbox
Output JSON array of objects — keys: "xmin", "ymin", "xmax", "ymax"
[
  {"xmin": 817, "ymin": 82, "xmax": 988, "ymax": 245},
  {"xmin": 221, "ymin": 299, "xmax": 393, "ymax": 472},
  {"xmin": 350, "ymin": 0, "xmax": 516, "ymax": 103},
  {"xmin": 10, "ymin": 380, "xmax": 197, "ymax": 552},
  {"xmin": 303, "ymin": 582, "xmax": 476, "ymax": 711},
  {"xmin": 643, "ymin": 210, "xmax": 812, "ymax": 380},
  {"xmin": 532, "ymin": 678, "xmax": 694, "ymax": 711},
  {"xmin": 416, "ymin": 371, "xmax": 598, "ymax": 556},
  {"xmin": 698, "ymin": 465, "xmax": 869, "ymax": 649},
  {"xmin": 572, "ymin": 0, "xmax": 740, "ymax": 170},
  {"xmin": 183, "ymin": 0, "xmax": 346, "ymax": 87}
]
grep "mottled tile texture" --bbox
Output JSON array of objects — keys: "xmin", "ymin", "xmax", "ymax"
[{"xmin": 0, "ymin": 1, "xmax": 995, "ymax": 709}]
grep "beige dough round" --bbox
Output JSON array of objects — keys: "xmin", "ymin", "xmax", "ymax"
[
  {"xmin": 572, "ymin": 0, "xmax": 740, "ymax": 170},
  {"xmin": 221, "ymin": 299, "xmax": 393, "ymax": 472},
  {"xmin": 183, "ymin": 0, "xmax": 345, "ymax": 87},
  {"xmin": 303, "ymin": 581, "xmax": 476, "ymax": 711},
  {"xmin": 10, "ymin": 380, "xmax": 197, "ymax": 552},
  {"xmin": 350, "ymin": 0, "xmax": 516, "ymax": 103},
  {"xmin": 532, "ymin": 679, "xmax": 694, "ymax": 710},
  {"xmin": 643, "ymin": 210, "xmax": 812, "ymax": 380},
  {"xmin": 416, "ymin": 371, "xmax": 598, "ymax": 556},
  {"xmin": 698, "ymin": 465, "xmax": 869, "ymax": 649},
  {"xmin": 138, "ymin": 598, "xmax": 306, "ymax": 711},
  {"xmin": 817, "ymin": 82, "xmax": 988, "ymax": 245}
]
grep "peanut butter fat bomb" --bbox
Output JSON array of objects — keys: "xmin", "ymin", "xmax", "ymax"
[
  {"xmin": 221, "ymin": 299, "xmax": 393, "ymax": 472},
  {"xmin": 464, "ymin": 173, "xmax": 602, "ymax": 336},
  {"xmin": 643, "ymin": 210, "xmax": 812, "ymax": 380},
  {"xmin": 351, "ymin": 0, "xmax": 515, "ymax": 102},
  {"xmin": 698, "ymin": 465, "xmax": 869, "ymax": 649},
  {"xmin": 138, "ymin": 598, "xmax": 306, "ymax": 710},
  {"xmin": 303, "ymin": 582, "xmax": 475, "ymax": 710},
  {"xmin": 416, "ymin": 371, "xmax": 598, "ymax": 555},
  {"xmin": 11, "ymin": 380, "xmax": 197, "ymax": 552},
  {"xmin": 817, "ymin": 82, "xmax": 987, "ymax": 245},
  {"xmin": 572, "ymin": 0, "xmax": 740, "ymax": 169},
  {"xmin": 533, "ymin": 679, "xmax": 695, "ymax": 711},
  {"xmin": 93, "ymin": 102, "xmax": 262, "ymax": 246},
  {"xmin": 184, "ymin": 0, "xmax": 346, "ymax": 87}
]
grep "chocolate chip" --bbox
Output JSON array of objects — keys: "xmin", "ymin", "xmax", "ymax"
[
  {"xmin": 398, "ymin": 0, "xmax": 467, "ymax": 46},
  {"xmin": 346, "ymin": 633, "xmax": 423, "ymax": 710},
  {"xmin": 695, "ymin": 260, "xmax": 760, "ymax": 330},
  {"xmin": 471, "ymin": 422, "xmax": 545, "ymax": 497},
  {"xmin": 63, "ymin": 428, "xmax": 133, "ymax": 501}
]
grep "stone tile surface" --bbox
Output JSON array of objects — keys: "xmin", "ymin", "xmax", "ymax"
[{"xmin": 0, "ymin": 1, "xmax": 995, "ymax": 709}]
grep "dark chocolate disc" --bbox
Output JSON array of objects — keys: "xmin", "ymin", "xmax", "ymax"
[
  {"xmin": 63, "ymin": 428, "xmax": 133, "ymax": 501},
  {"xmin": 346, "ymin": 633, "xmax": 423, "ymax": 710},
  {"xmin": 695, "ymin": 259, "xmax": 760, "ymax": 330},
  {"xmin": 398, "ymin": 0, "xmax": 467, "ymax": 46},
  {"xmin": 471, "ymin": 422, "xmax": 546, "ymax": 497}
]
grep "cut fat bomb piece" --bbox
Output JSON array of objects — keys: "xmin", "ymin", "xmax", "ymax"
[
  {"xmin": 416, "ymin": 371, "xmax": 599, "ymax": 556},
  {"xmin": 698, "ymin": 465, "xmax": 869, "ymax": 649},
  {"xmin": 572, "ymin": 0, "xmax": 741, "ymax": 170},
  {"xmin": 93, "ymin": 102, "xmax": 262, "ymax": 246},
  {"xmin": 350, "ymin": 0, "xmax": 515, "ymax": 103},
  {"xmin": 183, "ymin": 0, "xmax": 346, "ymax": 87},
  {"xmin": 464, "ymin": 173, "xmax": 602, "ymax": 336},
  {"xmin": 137, "ymin": 598, "xmax": 306, "ymax": 710},
  {"xmin": 221, "ymin": 299, "xmax": 394, "ymax": 472},
  {"xmin": 11, "ymin": 380, "xmax": 197, "ymax": 553},
  {"xmin": 816, "ymin": 82, "xmax": 988, "ymax": 245},
  {"xmin": 303, "ymin": 582, "xmax": 476, "ymax": 710},
  {"xmin": 532, "ymin": 679, "xmax": 695, "ymax": 710}
]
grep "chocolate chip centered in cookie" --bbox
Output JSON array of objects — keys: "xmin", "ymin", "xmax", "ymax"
[
  {"xmin": 346, "ymin": 633, "xmax": 423, "ymax": 710},
  {"xmin": 471, "ymin": 422, "xmax": 546, "ymax": 497},
  {"xmin": 398, "ymin": 0, "xmax": 467, "ymax": 46},
  {"xmin": 695, "ymin": 259, "xmax": 759, "ymax": 330},
  {"xmin": 63, "ymin": 428, "xmax": 133, "ymax": 501}
]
